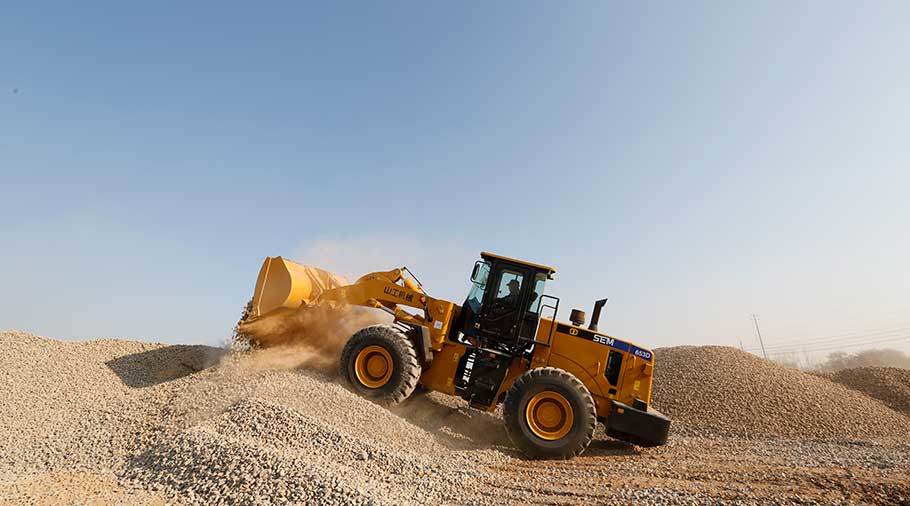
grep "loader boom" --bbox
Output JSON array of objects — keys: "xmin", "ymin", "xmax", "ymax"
[
  {"xmin": 307, "ymin": 268, "xmax": 458, "ymax": 350},
  {"xmin": 241, "ymin": 257, "xmax": 458, "ymax": 352}
]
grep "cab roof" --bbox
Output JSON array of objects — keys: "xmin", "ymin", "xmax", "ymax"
[{"xmin": 480, "ymin": 251, "xmax": 557, "ymax": 274}]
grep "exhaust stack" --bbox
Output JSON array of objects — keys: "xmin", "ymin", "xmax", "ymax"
[{"xmin": 588, "ymin": 298, "xmax": 608, "ymax": 331}]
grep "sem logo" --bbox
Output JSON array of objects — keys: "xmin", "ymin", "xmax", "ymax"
[
  {"xmin": 569, "ymin": 328, "xmax": 579, "ymax": 336},
  {"xmin": 593, "ymin": 335, "xmax": 615, "ymax": 346}
]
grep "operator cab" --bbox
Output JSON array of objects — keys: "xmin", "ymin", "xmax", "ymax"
[{"xmin": 459, "ymin": 252, "xmax": 556, "ymax": 353}]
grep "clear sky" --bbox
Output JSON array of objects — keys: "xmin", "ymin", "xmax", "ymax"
[{"xmin": 2, "ymin": 2, "xmax": 908, "ymax": 357}]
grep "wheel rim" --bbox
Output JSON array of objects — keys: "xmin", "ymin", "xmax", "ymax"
[
  {"xmin": 525, "ymin": 391, "xmax": 574, "ymax": 441},
  {"xmin": 354, "ymin": 345, "xmax": 393, "ymax": 388}
]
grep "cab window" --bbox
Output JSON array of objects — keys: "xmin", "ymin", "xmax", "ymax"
[
  {"xmin": 526, "ymin": 273, "xmax": 547, "ymax": 314},
  {"xmin": 493, "ymin": 270, "xmax": 524, "ymax": 306},
  {"xmin": 465, "ymin": 262, "xmax": 490, "ymax": 314}
]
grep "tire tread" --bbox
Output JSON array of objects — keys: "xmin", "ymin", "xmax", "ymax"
[
  {"xmin": 503, "ymin": 367, "xmax": 597, "ymax": 459},
  {"xmin": 339, "ymin": 325, "xmax": 421, "ymax": 406}
]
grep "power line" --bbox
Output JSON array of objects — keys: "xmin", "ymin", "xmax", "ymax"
[
  {"xmin": 745, "ymin": 330, "xmax": 909, "ymax": 353},
  {"xmin": 746, "ymin": 325, "xmax": 910, "ymax": 351},
  {"xmin": 746, "ymin": 326, "xmax": 910, "ymax": 351},
  {"xmin": 762, "ymin": 334, "xmax": 910, "ymax": 355},
  {"xmin": 758, "ymin": 333, "xmax": 910, "ymax": 354},
  {"xmin": 756, "ymin": 327, "xmax": 910, "ymax": 348},
  {"xmin": 744, "ymin": 326, "xmax": 910, "ymax": 353},
  {"xmin": 772, "ymin": 334, "xmax": 910, "ymax": 355}
]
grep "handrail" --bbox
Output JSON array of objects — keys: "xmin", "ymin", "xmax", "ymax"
[{"xmin": 537, "ymin": 295, "xmax": 560, "ymax": 347}]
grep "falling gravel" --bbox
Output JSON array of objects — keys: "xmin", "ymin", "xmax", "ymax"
[{"xmin": 651, "ymin": 345, "xmax": 910, "ymax": 439}]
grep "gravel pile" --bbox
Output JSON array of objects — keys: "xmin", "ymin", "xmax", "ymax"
[
  {"xmin": 125, "ymin": 349, "xmax": 501, "ymax": 505},
  {"xmin": 651, "ymin": 345, "xmax": 910, "ymax": 439},
  {"xmin": 0, "ymin": 331, "xmax": 499, "ymax": 505},
  {"xmin": 0, "ymin": 330, "xmax": 221, "ymax": 475},
  {"xmin": 2, "ymin": 331, "xmax": 908, "ymax": 505},
  {"xmin": 825, "ymin": 367, "xmax": 910, "ymax": 415}
]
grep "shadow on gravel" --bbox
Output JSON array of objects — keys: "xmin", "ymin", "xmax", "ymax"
[
  {"xmin": 106, "ymin": 345, "xmax": 226, "ymax": 388},
  {"xmin": 392, "ymin": 392, "xmax": 513, "ymax": 451}
]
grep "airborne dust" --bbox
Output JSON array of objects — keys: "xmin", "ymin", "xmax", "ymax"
[{"xmin": 235, "ymin": 304, "xmax": 392, "ymax": 373}]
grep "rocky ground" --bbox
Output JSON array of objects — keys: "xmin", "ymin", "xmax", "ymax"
[{"xmin": 1, "ymin": 330, "xmax": 908, "ymax": 505}]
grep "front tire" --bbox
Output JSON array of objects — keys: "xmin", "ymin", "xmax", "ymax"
[
  {"xmin": 339, "ymin": 325, "xmax": 421, "ymax": 406},
  {"xmin": 503, "ymin": 367, "xmax": 597, "ymax": 459}
]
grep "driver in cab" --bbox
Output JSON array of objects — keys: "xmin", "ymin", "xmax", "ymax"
[{"xmin": 495, "ymin": 279, "xmax": 521, "ymax": 310}]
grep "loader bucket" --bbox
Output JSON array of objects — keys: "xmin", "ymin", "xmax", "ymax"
[{"xmin": 249, "ymin": 257, "xmax": 348, "ymax": 318}]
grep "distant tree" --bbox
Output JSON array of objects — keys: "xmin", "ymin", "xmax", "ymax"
[
  {"xmin": 822, "ymin": 351, "xmax": 850, "ymax": 372},
  {"xmin": 815, "ymin": 349, "xmax": 910, "ymax": 372}
]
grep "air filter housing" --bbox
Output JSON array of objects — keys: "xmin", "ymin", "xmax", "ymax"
[{"xmin": 569, "ymin": 309, "xmax": 586, "ymax": 327}]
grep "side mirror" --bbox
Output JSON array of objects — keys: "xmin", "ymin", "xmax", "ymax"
[{"xmin": 470, "ymin": 261, "xmax": 489, "ymax": 286}]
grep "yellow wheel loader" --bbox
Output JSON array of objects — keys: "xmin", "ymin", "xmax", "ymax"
[{"xmin": 238, "ymin": 252, "xmax": 671, "ymax": 459}]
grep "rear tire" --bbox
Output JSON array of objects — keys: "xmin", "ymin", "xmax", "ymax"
[
  {"xmin": 503, "ymin": 367, "xmax": 597, "ymax": 459},
  {"xmin": 340, "ymin": 325, "xmax": 421, "ymax": 406}
]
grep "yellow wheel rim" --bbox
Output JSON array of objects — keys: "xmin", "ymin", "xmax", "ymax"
[
  {"xmin": 525, "ymin": 391, "xmax": 574, "ymax": 441},
  {"xmin": 354, "ymin": 345, "xmax": 393, "ymax": 388}
]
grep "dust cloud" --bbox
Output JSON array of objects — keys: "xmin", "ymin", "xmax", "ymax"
[{"xmin": 236, "ymin": 304, "xmax": 392, "ymax": 373}]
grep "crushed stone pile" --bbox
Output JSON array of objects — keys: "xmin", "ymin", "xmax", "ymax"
[
  {"xmin": 0, "ymin": 331, "xmax": 505, "ymax": 505},
  {"xmin": 0, "ymin": 330, "xmax": 221, "ymax": 474},
  {"xmin": 651, "ymin": 345, "xmax": 910, "ymax": 440},
  {"xmin": 825, "ymin": 367, "xmax": 910, "ymax": 415},
  {"xmin": 3, "ymin": 331, "xmax": 909, "ymax": 505}
]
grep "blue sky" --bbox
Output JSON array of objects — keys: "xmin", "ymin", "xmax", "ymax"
[{"xmin": 2, "ymin": 2, "xmax": 908, "ymax": 357}]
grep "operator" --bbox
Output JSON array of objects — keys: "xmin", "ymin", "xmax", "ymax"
[{"xmin": 497, "ymin": 279, "xmax": 521, "ymax": 307}]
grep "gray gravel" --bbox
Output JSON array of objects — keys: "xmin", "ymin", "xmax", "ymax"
[{"xmin": 1, "ymin": 331, "xmax": 908, "ymax": 505}]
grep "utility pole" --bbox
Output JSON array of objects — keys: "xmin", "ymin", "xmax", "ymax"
[
  {"xmin": 752, "ymin": 314, "xmax": 767, "ymax": 359},
  {"xmin": 739, "ymin": 339, "xmax": 744, "ymax": 352}
]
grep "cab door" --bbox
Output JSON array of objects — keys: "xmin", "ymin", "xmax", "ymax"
[
  {"xmin": 517, "ymin": 272, "xmax": 548, "ymax": 343},
  {"xmin": 475, "ymin": 265, "xmax": 531, "ymax": 343}
]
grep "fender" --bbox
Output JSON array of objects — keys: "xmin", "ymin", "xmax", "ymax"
[{"xmin": 545, "ymin": 351, "xmax": 606, "ymax": 399}]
